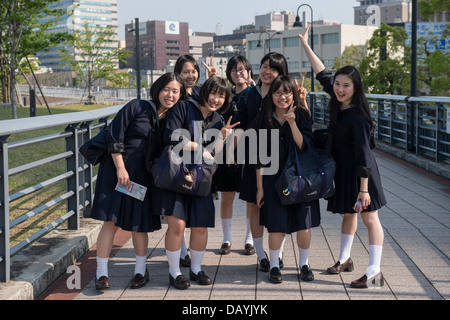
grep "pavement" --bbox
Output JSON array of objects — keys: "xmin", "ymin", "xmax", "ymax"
[{"xmin": 1, "ymin": 148, "xmax": 449, "ymax": 303}]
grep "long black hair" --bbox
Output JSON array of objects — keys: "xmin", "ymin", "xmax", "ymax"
[
  {"xmin": 328, "ymin": 66, "xmax": 374, "ymax": 132},
  {"xmin": 149, "ymin": 72, "xmax": 186, "ymax": 109},
  {"xmin": 252, "ymin": 75, "xmax": 310, "ymax": 130}
]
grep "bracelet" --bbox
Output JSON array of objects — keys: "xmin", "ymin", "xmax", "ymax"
[{"xmin": 359, "ymin": 190, "xmax": 369, "ymax": 193}]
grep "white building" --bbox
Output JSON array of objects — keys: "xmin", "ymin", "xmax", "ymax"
[
  {"xmin": 246, "ymin": 24, "xmax": 377, "ymax": 81},
  {"xmin": 37, "ymin": 0, "xmax": 119, "ymax": 72}
]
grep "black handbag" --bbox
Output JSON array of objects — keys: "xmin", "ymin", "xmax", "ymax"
[
  {"xmin": 151, "ymin": 103, "xmax": 218, "ymax": 196},
  {"xmin": 274, "ymin": 135, "xmax": 336, "ymax": 205},
  {"xmin": 151, "ymin": 145, "xmax": 217, "ymax": 196}
]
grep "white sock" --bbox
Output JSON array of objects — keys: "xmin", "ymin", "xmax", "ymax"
[
  {"xmin": 269, "ymin": 248, "xmax": 280, "ymax": 269},
  {"xmin": 279, "ymin": 236, "xmax": 286, "ymax": 259},
  {"xmin": 180, "ymin": 236, "xmax": 189, "ymax": 259},
  {"xmin": 298, "ymin": 247, "xmax": 310, "ymax": 267},
  {"xmin": 253, "ymin": 237, "xmax": 266, "ymax": 261},
  {"xmin": 221, "ymin": 218, "xmax": 232, "ymax": 245},
  {"xmin": 366, "ymin": 245, "xmax": 383, "ymax": 278},
  {"xmin": 96, "ymin": 256, "xmax": 109, "ymax": 279},
  {"xmin": 166, "ymin": 248, "xmax": 182, "ymax": 279},
  {"xmin": 190, "ymin": 249, "xmax": 205, "ymax": 275},
  {"xmin": 245, "ymin": 218, "xmax": 253, "ymax": 245},
  {"xmin": 134, "ymin": 255, "xmax": 147, "ymax": 276},
  {"xmin": 338, "ymin": 234, "xmax": 354, "ymax": 263}
]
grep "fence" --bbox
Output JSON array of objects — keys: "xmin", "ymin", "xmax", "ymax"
[{"xmin": 1, "ymin": 93, "xmax": 449, "ymax": 282}]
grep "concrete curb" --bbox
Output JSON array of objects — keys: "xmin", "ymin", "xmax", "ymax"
[{"xmin": 0, "ymin": 219, "xmax": 103, "ymax": 300}]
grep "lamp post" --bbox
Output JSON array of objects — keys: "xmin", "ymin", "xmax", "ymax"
[
  {"xmin": 294, "ymin": 4, "xmax": 314, "ymax": 118},
  {"xmin": 409, "ymin": 0, "xmax": 417, "ymax": 152},
  {"xmin": 257, "ymin": 31, "xmax": 282, "ymax": 53},
  {"xmin": 128, "ymin": 18, "xmax": 141, "ymax": 99}
]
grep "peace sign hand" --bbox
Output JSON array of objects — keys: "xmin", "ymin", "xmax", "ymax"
[
  {"xmin": 297, "ymin": 24, "xmax": 311, "ymax": 46},
  {"xmin": 201, "ymin": 56, "xmax": 218, "ymax": 78},
  {"xmin": 283, "ymin": 102, "xmax": 297, "ymax": 125},
  {"xmin": 295, "ymin": 76, "xmax": 308, "ymax": 110},
  {"xmin": 221, "ymin": 116, "xmax": 240, "ymax": 140}
]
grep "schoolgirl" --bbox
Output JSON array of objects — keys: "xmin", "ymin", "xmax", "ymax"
[
  {"xmin": 154, "ymin": 76, "xmax": 235, "ymax": 289},
  {"xmin": 91, "ymin": 72, "xmax": 185, "ymax": 290},
  {"xmin": 299, "ymin": 26, "xmax": 387, "ymax": 288},
  {"xmin": 174, "ymin": 54, "xmax": 201, "ymax": 101},
  {"xmin": 253, "ymin": 75, "xmax": 321, "ymax": 283},
  {"xmin": 214, "ymin": 55, "xmax": 255, "ymax": 256},
  {"xmin": 235, "ymin": 52, "xmax": 289, "ymax": 272}
]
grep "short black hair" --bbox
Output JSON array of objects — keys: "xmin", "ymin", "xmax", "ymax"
[
  {"xmin": 174, "ymin": 55, "xmax": 200, "ymax": 78},
  {"xmin": 226, "ymin": 55, "xmax": 252, "ymax": 85},
  {"xmin": 150, "ymin": 72, "xmax": 186, "ymax": 108},
  {"xmin": 198, "ymin": 77, "xmax": 231, "ymax": 113}
]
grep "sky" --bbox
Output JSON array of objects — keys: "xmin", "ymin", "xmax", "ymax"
[{"xmin": 116, "ymin": 0, "xmax": 358, "ymax": 40}]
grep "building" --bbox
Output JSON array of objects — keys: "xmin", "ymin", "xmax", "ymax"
[
  {"xmin": 246, "ymin": 24, "xmax": 377, "ymax": 81},
  {"xmin": 354, "ymin": 0, "xmax": 412, "ymax": 25},
  {"xmin": 255, "ymin": 11, "xmax": 297, "ymax": 31},
  {"xmin": 189, "ymin": 31, "xmax": 215, "ymax": 61},
  {"xmin": 123, "ymin": 20, "xmax": 190, "ymax": 71},
  {"xmin": 36, "ymin": 0, "xmax": 119, "ymax": 72}
]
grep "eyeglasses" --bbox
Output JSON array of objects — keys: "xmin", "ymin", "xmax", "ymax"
[
  {"xmin": 230, "ymin": 68, "xmax": 247, "ymax": 75},
  {"xmin": 273, "ymin": 91, "xmax": 293, "ymax": 98}
]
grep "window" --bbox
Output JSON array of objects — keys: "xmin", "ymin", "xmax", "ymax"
[
  {"xmin": 284, "ymin": 37, "xmax": 299, "ymax": 47},
  {"xmin": 322, "ymin": 33, "xmax": 339, "ymax": 44},
  {"xmin": 249, "ymin": 41, "xmax": 260, "ymax": 50},
  {"xmin": 269, "ymin": 38, "xmax": 281, "ymax": 49}
]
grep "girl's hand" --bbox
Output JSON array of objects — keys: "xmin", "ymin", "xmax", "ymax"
[
  {"xmin": 297, "ymin": 24, "xmax": 311, "ymax": 46},
  {"xmin": 357, "ymin": 192, "xmax": 371, "ymax": 211},
  {"xmin": 245, "ymin": 70, "xmax": 256, "ymax": 86},
  {"xmin": 283, "ymin": 102, "xmax": 297, "ymax": 125},
  {"xmin": 221, "ymin": 116, "xmax": 240, "ymax": 140},
  {"xmin": 256, "ymin": 187, "xmax": 264, "ymax": 208},
  {"xmin": 201, "ymin": 56, "xmax": 218, "ymax": 78},
  {"xmin": 116, "ymin": 167, "xmax": 130, "ymax": 189},
  {"xmin": 296, "ymin": 77, "xmax": 308, "ymax": 109}
]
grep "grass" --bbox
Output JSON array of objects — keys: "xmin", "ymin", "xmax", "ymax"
[{"xmin": 1, "ymin": 103, "xmax": 114, "ymax": 250}]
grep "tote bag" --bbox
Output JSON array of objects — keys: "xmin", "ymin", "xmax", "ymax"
[{"xmin": 274, "ymin": 136, "xmax": 336, "ymax": 205}]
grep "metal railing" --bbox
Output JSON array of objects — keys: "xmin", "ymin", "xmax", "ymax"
[
  {"xmin": 0, "ymin": 104, "xmax": 123, "ymax": 282},
  {"xmin": 1, "ymin": 93, "xmax": 449, "ymax": 282},
  {"xmin": 310, "ymin": 92, "xmax": 450, "ymax": 163}
]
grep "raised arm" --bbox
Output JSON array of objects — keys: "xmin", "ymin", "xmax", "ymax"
[{"xmin": 298, "ymin": 25, "xmax": 325, "ymax": 76}]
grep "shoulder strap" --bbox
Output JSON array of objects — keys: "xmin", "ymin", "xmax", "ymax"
[{"xmin": 139, "ymin": 99, "xmax": 159, "ymax": 128}]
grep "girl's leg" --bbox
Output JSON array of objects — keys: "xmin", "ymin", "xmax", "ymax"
[
  {"xmin": 96, "ymin": 221, "xmax": 119, "ymax": 279},
  {"xmin": 132, "ymin": 231, "xmax": 148, "ymax": 276},
  {"xmin": 268, "ymin": 232, "xmax": 285, "ymax": 270},
  {"xmin": 220, "ymin": 191, "xmax": 235, "ymax": 247},
  {"xmin": 338, "ymin": 213, "xmax": 358, "ymax": 263},
  {"xmin": 165, "ymin": 215, "xmax": 186, "ymax": 278},
  {"xmin": 189, "ymin": 227, "xmax": 208, "ymax": 274},
  {"xmin": 297, "ymin": 229, "xmax": 311, "ymax": 267},
  {"xmin": 361, "ymin": 210, "xmax": 384, "ymax": 278},
  {"xmin": 248, "ymin": 202, "xmax": 265, "ymax": 260}
]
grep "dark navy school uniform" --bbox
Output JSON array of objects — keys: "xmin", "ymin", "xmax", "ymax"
[
  {"xmin": 234, "ymin": 85, "xmax": 264, "ymax": 203},
  {"xmin": 91, "ymin": 99, "xmax": 162, "ymax": 233},
  {"xmin": 255, "ymin": 111, "xmax": 321, "ymax": 234},
  {"xmin": 213, "ymin": 88, "xmax": 244, "ymax": 192},
  {"xmin": 152, "ymin": 99, "xmax": 225, "ymax": 228},
  {"xmin": 316, "ymin": 70, "xmax": 387, "ymax": 214}
]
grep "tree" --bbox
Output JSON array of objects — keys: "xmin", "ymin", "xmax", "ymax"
[
  {"xmin": 59, "ymin": 24, "xmax": 130, "ymax": 104},
  {"xmin": 359, "ymin": 24, "xmax": 410, "ymax": 95},
  {"xmin": 0, "ymin": 0, "xmax": 70, "ymax": 118},
  {"xmin": 333, "ymin": 43, "xmax": 368, "ymax": 71}
]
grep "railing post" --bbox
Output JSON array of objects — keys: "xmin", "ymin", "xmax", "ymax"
[
  {"xmin": 0, "ymin": 136, "xmax": 10, "ymax": 282},
  {"xmin": 65, "ymin": 124, "xmax": 80, "ymax": 230},
  {"xmin": 79, "ymin": 121, "xmax": 93, "ymax": 218}
]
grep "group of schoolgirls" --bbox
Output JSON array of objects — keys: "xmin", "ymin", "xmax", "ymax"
[{"xmin": 90, "ymin": 26, "xmax": 387, "ymax": 291}]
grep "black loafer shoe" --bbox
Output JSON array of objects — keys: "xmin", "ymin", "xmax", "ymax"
[
  {"xmin": 269, "ymin": 267, "xmax": 283, "ymax": 283},
  {"xmin": 130, "ymin": 269, "xmax": 149, "ymax": 289},
  {"xmin": 189, "ymin": 269, "xmax": 212, "ymax": 285},
  {"xmin": 95, "ymin": 276, "xmax": 111, "ymax": 290},
  {"xmin": 180, "ymin": 254, "xmax": 191, "ymax": 267},
  {"xmin": 300, "ymin": 265, "xmax": 314, "ymax": 281},
  {"xmin": 169, "ymin": 274, "xmax": 190, "ymax": 290},
  {"xmin": 279, "ymin": 257, "xmax": 284, "ymax": 269},
  {"xmin": 259, "ymin": 258, "xmax": 270, "ymax": 272}
]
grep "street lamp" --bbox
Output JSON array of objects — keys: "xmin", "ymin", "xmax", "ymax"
[
  {"xmin": 128, "ymin": 18, "xmax": 141, "ymax": 99},
  {"xmin": 294, "ymin": 4, "xmax": 315, "ymax": 118},
  {"xmin": 257, "ymin": 31, "xmax": 282, "ymax": 53}
]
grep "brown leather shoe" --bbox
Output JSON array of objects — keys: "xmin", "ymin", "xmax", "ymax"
[
  {"xmin": 189, "ymin": 269, "xmax": 212, "ymax": 285},
  {"xmin": 130, "ymin": 269, "xmax": 149, "ymax": 289},
  {"xmin": 95, "ymin": 276, "xmax": 111, "ymax": 290},
  {"xmin": 169, "ymin": 274, "xmax": 190, "ymax": 290},
  {"xmin": 180, "ymin": 254, "xmax": 191, "ymax": 267},
  {"xmin": 350, "ymin": 272, "xmax": 384, "ymax": 289},
  {"xmin": 244, "ymin": 243, "xmax": 255, "ymax": 255},
  {"xmin": 327, "ymin": 258, "xmax": 354, "ymax": 274},
  {"xmin": 219, "ymin": 243, "xmax": 231, "ymax": 255}
]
